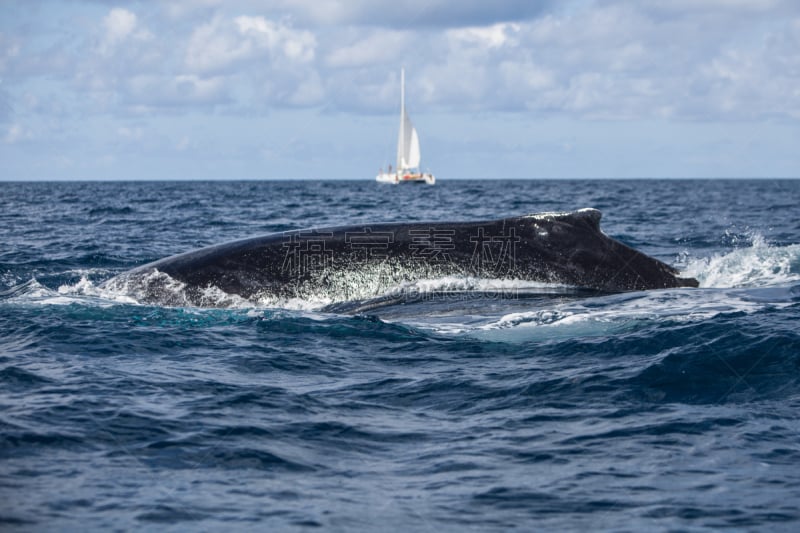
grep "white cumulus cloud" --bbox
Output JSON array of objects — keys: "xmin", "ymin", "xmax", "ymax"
[
  {"xmin": 447, "ymin": 23, "xmax": 521, "ymax": 49},
  {"xmin": 105, "ymin": 8, "xmax": 137, "ymax": 42},
  {"xmin": 99, "ymin": 8, "xmax": 152, "ymax": 55},
  {"xmin": 185, "ymin": 15, "xmax": 315, "ymax": 74}
]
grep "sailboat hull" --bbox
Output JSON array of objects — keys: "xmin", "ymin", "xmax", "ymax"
[{"xmin": 375, "ymin": 172, "xmax": 435, "ymax": 185}]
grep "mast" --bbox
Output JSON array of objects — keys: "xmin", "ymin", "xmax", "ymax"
[
  {"xmin": 397, "ymin": 68, "xmax": 405, "ymax": 171},
  {"xmin": 401, "ymin": 67, "xmax": 405, "ymax": 118}
]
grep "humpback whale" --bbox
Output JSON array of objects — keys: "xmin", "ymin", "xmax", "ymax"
[{"xmin": 106, "ymin": 209, "xmax": 698, "ymax": 307}]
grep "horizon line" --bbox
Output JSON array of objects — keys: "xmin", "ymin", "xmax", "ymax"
[{"xmin": 1, "ymin": 176, "xmax": 799, "ymax": 183}]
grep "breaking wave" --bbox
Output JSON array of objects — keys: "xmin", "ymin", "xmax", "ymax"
[{"xmin": 683, "ymin": 234, "xmax": 800, "ymax": 288}]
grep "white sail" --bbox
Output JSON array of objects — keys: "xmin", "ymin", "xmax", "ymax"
[
  {"xmin": 398, "ymin": 111, "xmax": 421, "ymax": 170},
  {"xmin": 396, "ymin": 68, "xmax": 421, "ymax": 171},
  {"xmin": 407, "ymin": 124, "xmax": 420, "ymax": 169}
]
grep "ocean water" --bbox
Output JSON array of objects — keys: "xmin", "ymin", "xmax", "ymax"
[{"xmin": 1, "ymin": 179, "xmax": 799, "ymax": 531}]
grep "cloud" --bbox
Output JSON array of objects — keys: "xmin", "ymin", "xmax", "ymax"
[
  {"xmin": 25, "ymin": 7, "xmax": 319, "ymax": 113},
  {"xmin": 162, "ymin": 0, "xmax": 560, "ymax": 28},
  {"xmin": 99, "ymin": 7, "xmax": 152, "ymax": 55},
  {"xmin": 236, "ymin": 16, "xmax": 315, "ymax": 61},
  {"xmin": 125, "ymin": 74, "xmax": 229, "ymax": 108},
  {"xmin": 7, "ymin": 0, "xmax": 795, "ymax": 121},
  {"xmin": 407, "ymin": 2, "xmax": 800, "ymax": 120},
  {"xmin": 326, "ymin": 30, "xmax": 411, "ymax": 68},
  {"xmin": 447, "ymin": 22, "xmax": 521, "ymax": 49},
  {"xmin": 104, "ymin": 8, "xmax": 137, "ymax": 43},
  {"xmin": 184, "ymin": 16, "xmax": 253, "ymax": 74},
  {"xmin": 3, "ymin": 1, "xmax": 800, "ymax": 139},
  {"xmin": 632, "ymin": 0, "xmax": 788, "ymax": 14},
  {"xmin": 294, "ymin": 0, "xmax": 556, "ymax": 27},
  {"xmin": 184, "ymin": 15, "xmax": 316, "ymax": 74}
]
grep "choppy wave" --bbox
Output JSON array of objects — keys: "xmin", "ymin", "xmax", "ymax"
[
  {"xmin": 683, "ymin": 234, "xmax": 800, "ymax": 288},
  {"xmin": 455, "ymin": 285, "xmax": 799, "ymax": 341}
]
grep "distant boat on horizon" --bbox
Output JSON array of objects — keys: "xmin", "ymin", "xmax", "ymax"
[{"xmin": 376, "ymin": 68, "xmax": 435, "ymax": 185}]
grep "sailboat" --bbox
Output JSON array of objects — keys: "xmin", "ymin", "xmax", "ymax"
[{"xmin": 376, "ymin": 69, "xmax": 435, "ymax": 185}]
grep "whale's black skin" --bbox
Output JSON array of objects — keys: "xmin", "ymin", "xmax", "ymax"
[{"xmin": 108, "ymin": 209, "xmax": 698, "ymax": 306}]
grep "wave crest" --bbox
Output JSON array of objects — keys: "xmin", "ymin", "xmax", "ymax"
[{"xmin": 682, "ymin": 235, "xmax": 800, "ymax": 288}]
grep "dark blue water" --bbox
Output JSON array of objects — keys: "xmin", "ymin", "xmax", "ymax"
[{"xmin": 2, "ymin": 180, "xmax": 800, "ymax": 530}]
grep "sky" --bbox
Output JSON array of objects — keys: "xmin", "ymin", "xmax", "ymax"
[{"xmin": 1, "ymin": 0, "xmax": 799, "ymax": 180}]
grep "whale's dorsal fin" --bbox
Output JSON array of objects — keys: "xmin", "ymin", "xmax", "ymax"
[
  {"xmin": 571, "ymin": 208, "xmax": 602, "ymax": 230},
  {"xmin": 522, "ymin": 208, "xmax": 602, "ymax": 231}
]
